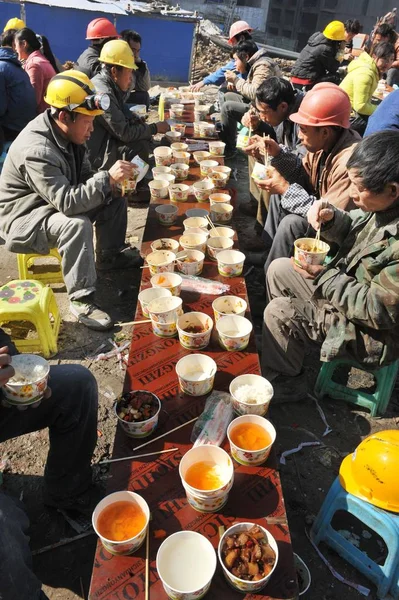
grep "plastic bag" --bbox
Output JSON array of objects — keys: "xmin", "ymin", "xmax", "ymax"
[
  {"xmin": 180, "ymin": 274, "xmax": 230, "ymax": 295},
  {"xmin": 191, "ymin": 390, "xmax": 234, "ymax": 447}
]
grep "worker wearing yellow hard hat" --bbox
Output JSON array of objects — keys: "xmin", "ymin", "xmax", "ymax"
[
  {"xmin": 323, "ymin": 20, "xmax": 346, "ymax": 41},
  {"xmin": 3, "ymin": 17, "xmax": 26, "ymax": 32},
  {"xmin": 44, "ymin": 69, "xmax": 109, "ymax": 116}
]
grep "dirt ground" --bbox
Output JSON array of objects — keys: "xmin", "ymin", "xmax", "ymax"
[{"xmin": 1, "ymin": 103, "xmax": 398, "ymax": 600}]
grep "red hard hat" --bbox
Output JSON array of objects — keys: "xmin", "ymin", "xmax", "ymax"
[
  {"xmin": 290, "ymin": 83, "xmax": 351, "ymax": 128},
  {"xmin": 86, "ymin": 17, "xmax": 119, "ymax": 40},
  {"xmin": 228, "ymin": 20, "xmax": 253, "ymax": 45}
]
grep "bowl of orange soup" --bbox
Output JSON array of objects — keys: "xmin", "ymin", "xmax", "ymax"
[
  {"xmin": 92, "ymin": 491, "xmax": 150, "ymax": 555},
  {"xmin": 227, "ymin": 415, "xmax": 276, "ymax": 466}
]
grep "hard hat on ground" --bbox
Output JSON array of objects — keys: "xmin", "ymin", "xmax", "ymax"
[
  {"xmin": 44, "ymin": 70, "xmax": 107, "ymax": 116},
  {"xmin": 4, "ymin": 17, "xmax": 26, "ymax": 32},
  {"xmin": 99, "ymin": 40, "xmax": 137, "ymax": 70},
  {"xmin": 323, "ymin": 20, "xmax": 346, "ymax": 41},
  {"xmin": 289, "ymin": 82, "xmax": 351, "ymax": 128},
  {"xmin": 228, "ymin": 20, "xmax": 253, "ymax": 45},
  {"xmin": 339, "ymin": 430, "xmax": 399, "ymax": 513},
  {"xmin": 86, "ymin": 17, "xmax": 119, "ymax": 40}
]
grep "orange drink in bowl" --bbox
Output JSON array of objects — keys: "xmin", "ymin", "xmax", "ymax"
[{"xmin": 227, "ymin": 415, "xmax": 276, "ymax": 466}]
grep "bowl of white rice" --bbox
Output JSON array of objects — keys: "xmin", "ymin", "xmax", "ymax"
[
  {"xmin": 3, "ymin": 354, "xmax": 50, "ymax": 406},
  {"xmin": 229, "ymin": 374, "xmax": 274, "ymax": 416}
]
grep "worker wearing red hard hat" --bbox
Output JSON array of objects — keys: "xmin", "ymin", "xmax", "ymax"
[
  {"xmin": 190, "ymin": 20, "xmax": 253, "ymax": 92},
  {"xmin": 75, "ymin": 17, "xmax": 120, "ymax": 78},
  {"xmin": 247, "ymin": 83, "xmax": 361, "ymax": 276}
]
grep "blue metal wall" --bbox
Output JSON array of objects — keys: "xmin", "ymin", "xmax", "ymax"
[{"xmin": 0, "ymin": 2, "xmax": 195, "ymax": 82}]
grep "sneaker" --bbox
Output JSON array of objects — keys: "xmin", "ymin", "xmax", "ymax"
[
  {"xmin": 70, "ymin": 295, "xmax": 113, "ymax": 330},
  {"xmin": 271, "ymin": 372, "xmax": 309, "ymax": 403},
  {"xmin": 96, "ymin": 247, "xmax": 144, "ymax": 271},
  {"xmin": 44, "ymin": 484, "xmax": 104, "ymax": 518}
]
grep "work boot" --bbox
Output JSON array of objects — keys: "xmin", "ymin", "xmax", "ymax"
[
  {"xmin": 96, "ymin": 247, "xmax": 144, "ymax": 271},
  {"xmin": 70, "ymin": 294, "xmax": 113, "ymax": 331},
  {"xmin": 44, "ymin": 483, "xmax": 104, "ymax": 518},
  {"xmin": 271, "ymin": 372, "xmax": 309, "ymax": 403}
]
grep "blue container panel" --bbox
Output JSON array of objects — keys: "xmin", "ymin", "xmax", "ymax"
[{"xmin": 1, "ymin": 2, "xmax": 23, "ymax": 27}]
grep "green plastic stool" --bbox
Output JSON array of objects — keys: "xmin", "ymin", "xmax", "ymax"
[{"xmin": 315, "ymin": 358, "xmax": 399, "ymax": 417}]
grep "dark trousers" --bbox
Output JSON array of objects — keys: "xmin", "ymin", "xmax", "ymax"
[
  {"xmin": 220, "ymin": 92, "xmax": 250, "ymax": 152},
  {"xmin": 0, "ymin": 364, "xmax": 98, "ymax": 599},
  {"xmin": 126, "ymin": 90, "xmax": 150, "ymax": 110}
]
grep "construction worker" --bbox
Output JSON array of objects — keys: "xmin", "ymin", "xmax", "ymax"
[
  {"xmin": 3, "ymin": 17, "xmax": 26, "ymax": 32},
  {"xmin": 76, "ymin": 17, "xmax": 119, "ymax": 79},
  {"xmin": 262, "ymin": 130, "xmax": 399, "ymax": 400},
  {"xmin": 254, "ymin": 83, "xmax": 360, "ymax": 273},
  {"xmin": 121, "ymin": 29, "xmax": 151, "ymax": 109},
  {"xmin": 189, "ymin": 20, "xmax": 253, "ymax": 92},
  {"xmin": 291, "ymin": 20, "xmax": 346, "ymax": 90},
  {"xmin": 88, "ymin": 40, "xmax": 169, "ymax": 169},
  {"xmin": 0, "ymin": 70, "xmax": 142, "ymax": 331}
]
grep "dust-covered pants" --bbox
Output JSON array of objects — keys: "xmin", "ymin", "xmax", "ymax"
[
  {"xmin": 45, "ymin": 197, "xmax": 128, "ymax": 300},
  {"xmin": 0, "ymin": 364, "xmax": 98, "ymax": 600},
  {"xmin": 262, "ymin": 257, "xmax": 329, "ymax": 379}
]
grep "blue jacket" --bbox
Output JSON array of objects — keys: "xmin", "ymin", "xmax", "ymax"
[
  {"xmin": 203, "ymin": 58, "xmax": 245, "ymax": 86},
  {"xmin": 0, "ymin": 47, "xmax": 36, "ymax": 134},
  {"xmin": 364, "ymin": 89, "xmax": 399, "ymax": 136}
]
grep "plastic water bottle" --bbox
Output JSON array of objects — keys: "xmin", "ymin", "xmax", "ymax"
[{"xmin": 158, "ymin": 93, "xmax": 165, "ymax": 121}]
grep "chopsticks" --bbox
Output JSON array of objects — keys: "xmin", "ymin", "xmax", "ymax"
[
  {"xmin": 206, "ymin": 215, "xmax": 219, "ymax": 235},
  {"xmin": 132, "ymin": 417, "xmax": 199, "ymax": 453},
  {"xmin": 312, "ymin": 227, "xmax": 321, "ymax": 253},
  {"xmin": 145, "ymin": 522, "xmax": 150, "ymax": 600},
  {"xmin": 263, "ymin": 133, "xmax": 270, "ymax": 167},
  {"xmin": 98, "ymin": 447, "xmax": 178, "ymax": 465},
  {"xmin": 116, "ymin": 319, "xmax": 151, "ymax": 327}
]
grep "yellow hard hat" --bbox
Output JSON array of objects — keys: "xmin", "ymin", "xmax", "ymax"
[
  {"xmin": 4, "ymin": 17, "xmax": 26, "ymax": 32},
  {"xmin": 44, "ymin": 70, "xmax": 107, "ymax": 116},
  {"xmin": 339, "ymin": 430, "xmax": 399, "ymax": 513},
  {"xmin": 99, "ymin": 39, "xmax": 137, "ymax": 70},
  {"xmin": 323, "ymin": 20, "xmax": 346, "ymax": 41}
]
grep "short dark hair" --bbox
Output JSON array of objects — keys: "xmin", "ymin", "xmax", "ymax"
[
  {"xmin": 0, "ymin": 29, "xmax": 16, "ymax": 47},
  {"xmin": 120, "ymin": 29, "xmax": 142, "ymax": 45},
  {"xmin": 375, "ymin": 22, "xmax": 397, "ymax": 43},
  {"xmin": 347, "ymin": 131, "xmax": 399, "ymax": 193},
  {"xmin": 345, "ymin": 19, "xmax": 361, "ymax": 35},
  {"xmin": 256, "ymin": 77, "xmax": 296, "ymax": 110},
  {"xmin": 234, "ymin": 40, "xmax": 258, "ymax": 61},
  {"xmin": 372, "ymin": 41, "xmax": 396, "ymax": 59}
]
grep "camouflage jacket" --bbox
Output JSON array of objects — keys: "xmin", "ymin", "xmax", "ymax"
[{"xmin": 312, "ymin": 205, "xmax": 399, "ymax": 366}]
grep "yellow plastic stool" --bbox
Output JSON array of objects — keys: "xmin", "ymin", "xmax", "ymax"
[
  {"xmin": 17, "ymin": 249, "xmax": 63, "ymax": 284},
  {"xmin": 0, "ymin": 280, "xmax": 61, "ymax": 358}
]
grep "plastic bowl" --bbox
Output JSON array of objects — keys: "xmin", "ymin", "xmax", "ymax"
[
  {"xmin": 208, "ymin": 226, "xmax": 235, "ymax": 239},
  {"xmin": 170, "ymin": 124, "xmax": 186, "ymax": 136},
  {"xmin": 175, "ymin": 353, "xmax": 216, "ymax": 397},
  {"xmin": 179, "ymin": 232, "xmax": 207, "ymax": 253},
  {"xmin": 192, "ymin": 180, "xmax": 214, "ymax": 202},
  {"xmin": 216, "ymin": 249, "xmax": 245, "ymax": 277},
  {"xmin": 147, "ymin": 295, "xmax": 183, "ymax": 324},
  {"xmin": 149, "ymin": 179, "xmax": 169, "ymax": 199},
  {"xmin": 193, "ymin": 151, "xmax": 211, "ymax": 164},
  {"xmin": 155, "ymin": 204, "xmax": 179, "ymax": 225},
  {"xmin": 177, "ymin": 312, "xmax": 213, "ymax": 350},
  {"xmin": 154, "ymin": 146, "xmax": 172, "ymax": 167},
  {"xmin": 200, "ymin": 160, "xmax": 219, "ymax": 177},
  {"xmin": 183, "ymin": 216, "xmax": 208, "ymax": 231},
  {"xmin": 227, "ymin": 414, "xmax": 276, "ymax": 465},
  {"xmin": 150, "ymin": 238, "xmax": 180, "ymax": 254},
  {"xmin": 216, "ymin": 314, "xmax": 253, "ymax": 351},
  {"xmin": 153, "ymin": 173, "xmax": 175, "ymax": 186},
  {"xmin": 206, "ymin": 236, "xmax": 234, "ymax": 261},
  {"xmin": 172, "ymin": 151, "xmax": 190, "ymax": 165},
  {"xmin": 212, "ymin": 295, "xmax": 247, "ymax": 321},
  {"xmin": 210, "ymin": 202, "xmax": 233, "ymax": 224},
  {"xmin": 170, "ymin": 142, "xmax": 188, "ymax": 153},
  {"xmin": 145, "ymin": 250, "xmax": 175, "ymax": 275},
  {"xmin": 3, "ymin": 354, "xmax": 50, "ymax": 406},
  {"xmin": 152, "ymin": 166, "xmax": 172, "ymax": 177},
  {"xmin": 151, "ymin": 272, "xmax": 182, "ymax": 296},
  {"xmin": 138, "ymin": 287, "xmax": 172, "ymax": 317},
  {"xmin": 165, "ymin": 131, "xmax": 181, "ymax": 143},
  {"xmin": 169, "ymin": 183, "xmax": 190, "ymax": 202},
  {"xmin": 208, "ymin": 141, "xmax": 226, "ymax": 156},
  {"xmin": 294, "ymin": 238, "xmax": 330, "ymax": 266},
  {"xmin": 176, "ymin": 250, "xmax": 205, "ymax": 275}
]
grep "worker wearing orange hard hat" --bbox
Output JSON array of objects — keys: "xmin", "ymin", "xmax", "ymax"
[
  {"xmin": 75, "ymin": 17, "xmax": 120, "ymax": 79},
  {"xmin": 190, "ymin": 20, "xmax": 253, "ymax": 92}
]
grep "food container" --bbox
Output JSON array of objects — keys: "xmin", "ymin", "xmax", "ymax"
[
  {"xmin": 294, "ymin": 553, "xmax": 312, "ymax": 596},
  {"xmin": 170, "ymin": 124, "xmax": 186, "ymax": 136},
  {"xmin": 209, "ymin": 170, "xmax": 229, "ymax": 189},
  {"xmin": 177, "ymin": 312, "xmax": 213, "ymax": 350},
  {"xmin": 210, "ymin": 203, "xmax": 233, "ymax": 224},
  {"xmin": 150, "ymin": 317, "xmax": 178, "ymax": 338},
  {"xmin": 227, "ymin": 414, "xmax": 276, "ymax": 465},
  {"xmin": 193, "ymin": 150, "xmax": 211, "ymax": 164},
  {"xmin": 209, "ymin": 193, "xmax": 231, "ymax": 206},
  {"xmin": 138, "ymin": 287, "xmax": 172, "ymax": 317},
  {"xmin": 294, "ymin": 238, "xmax": 330, "ymax": 266},
  {"xmin": 200, "ymin": 160, "xmax": 219, "ymax": 177},
  {"xmin": 169, "ymin": 183, "xmax": 190, "ymax": 202},
  {"xmin": 3, "ymin": 354, "xmax": 50, "ymax": 406},
  {"xmin": 192, "ymin": 180, "xmax": 214, "ymax": 202},
  {"xmin": 183, "ymin": 216, "xmax": 208, "ymax": 231},
  {"xmin": 154, "ymin": 174, "xmax": 176, "ymax": 187},
  {"xmin": 216, "ymin": 314, "xmax": 253, "ymax": 351},
  {"xmin": 154, "ymin": 146, "xmax": 173, "ymax": 167},
  {"xmin": 199, "ymin": 123, "xmax": 216, "ymax": 138},
  {"xmin": 129, "ymin": 104, "xmax": 147, "ymax": 117},
  {"xmin": 218, "ymin": 523, "xmax": 278, "ymax": 592},
  {"xmin": 184, "ymin": 227, "xmax": 210, "ymax": 238},
  {"xmin": 147, "ymin": 295, "xmax": 183, "ymax": 324},
  {"xmin": 170, "ymin": 103, "xmax": 184, "ymax": 118},
  {"xmin": 212, "ymin": 165, "xmax": 231, "ymax": 181},
  {"xmin": 157, "ymin": 531, "xmax": 217, "ymax": 600},
  {"xmin": 172, "ymin": 151, "xmax": 190, "ymax": 165},
  {"xmin": 179, "ymin": 445, "xmax": 234, "ymax": 512},
  {"xmin": 236, "ymin": 133, "xmax": 249, "ymax": 149},
  {"xmin": 208, "ymin": 141, "xmax": 226, "ymax": 156},
  {"xmin": 170, "ymin": 163, "xmax": 189, "ymax": 181},
  {"xmin": 193, "ymin": 121, "xmax": 201, "ymax": 136},
  {"xmin": 149, "ymin": 179, "xmax": 169, "ymax": 199},
  {"xmin": 186, "ymin": 208, "xmax": 209, "ymax": 218},
  {"xmin": 251, "ymin": 160, "xmax": 271, "ymax": 183},
  {"xmin": 170, "ymin": 142, "xmax": 188, "ymax": 152},
  {"xmin": 155, "ymin": 204, "xmax": 179, "ymax": 226},
  {"xmin": 150, "ymin": 238, "xmax": 180, "ymax": 254},
  {"xmin": 151, "ymin": 272, "xmax": 182, "ymax": 296},
  {"xmin": 152, "ymin": 166, "xmax": 172, "ymax": 178},
  {"xmin": 175, "ymin": 353, "xmax": 216, "ymax": 397},
  {"xmin": 206, "ymin": 236, "xmax": 234, "ymax": 261},
  {"xmin": 165, "ymin": 131, "xmax": 182, "ymax": 144},
  {"xmin": 194, "ymin": 106, "xmax": 208, "ymax": 121},
  {"xmin": 179, "ymin": 232, "xmax": 207, "ymax": 253},
  {"xmin": 92, "ymin": 491, "xmax": 150, "ymax": 555},
  {"xmin": 193, "ymin": 92, "xmax": 205, "ymax": 105},
  {"xmin": 216, "ymin": 249, "xmax": 245, "ymax": 277},
  {"xmin": 209, "ymin": 226, "xmax": 235, "ymax": 239},
  {"xmin": 176, "ymin": 250, "xmax": 204, "ymax": 276},
  {"xmin": 115, "ymin": 390, "xmax": 161, "ymax": 438},
  {"xmin": 212, "ymin": 295, "xmax": 247, "ymax": 321},
  {"xmin": 145, "ymin": 250, "xmax": 175, "ymax": 275}
]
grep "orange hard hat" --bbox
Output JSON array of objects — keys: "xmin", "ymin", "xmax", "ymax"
[
  {"xmin": 228, "ymin": 20, "xmax": 253, "ymax": 45},
  {"xmin": 86, "ymin": 17, "xmax": 119, "ymax": 40},
  {"xmin": 289, "ymin": 82, "xmax": 351, "ymax": 128}
]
